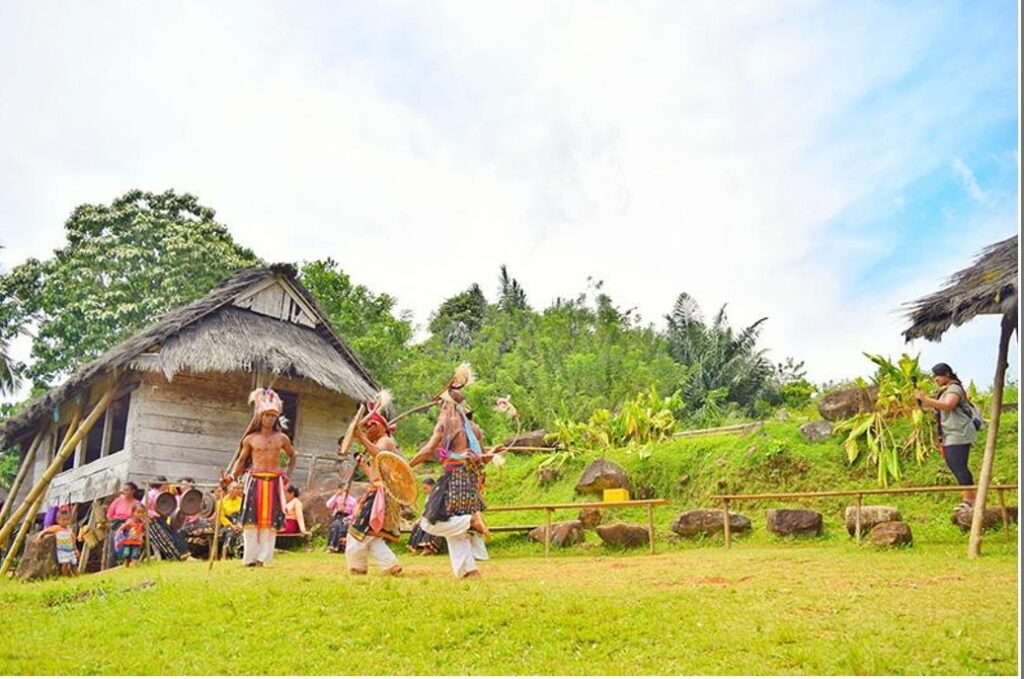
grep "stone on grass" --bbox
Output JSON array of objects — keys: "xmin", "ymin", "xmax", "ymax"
[
  {"xmin": 670, "ymin": 509, "xmax": 752, "ymax": 538},
  {"xmin": 528, "ymin": 521, "xmax": 585, "ymax": 548},
  {"xmin": 819, "ymin": 386, "xmax": 878, "ymax": 422},
  {"xmin": 844, "ymin": 505, "xmax": 901, "ymax": 536},
  {"xmin": 575, "ymin": 459, "xmax": 629, "ymax": 494},
  {"xmin": 595, "ymin": 523, "xmax": 650, "ymax": 548},
  {"xmin": 868, "ymin": 521, "xmax": 913, "ymax": 547},
  {"xmin": 951, "ymin": 505, "xmax": 1018, "ymax": 533},
  {"xmin": 766, "ymin": 509, "xmax": 822, "ymax": 537},
  {"xmin": 15, "ymin": 532, "xmax": 60, "ymax": 581},
  {"xmin": 537, "ymin": 467, "xmax": 561, "ymax": 487},
  {"xmin": 798, "ymin": 420, "xmax": 833, "ymax": 443},
  {"xmin": 578, "ymin": 507, "xmax": 602, "ymax": 529}
]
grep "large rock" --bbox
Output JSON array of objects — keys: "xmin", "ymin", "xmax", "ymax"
[
  {"xmin": 528, "ymin": 521, "xmax": 585, "ymax": 547},
  {"xmin": 951, "ymin": 505, "xmax": 1019, "ymax": 533},
  {"xmin": 504, "ymin": 429, "xmax": 550, "ymax": 448},
  {"xmin": 670, "ymin": 509, "xmax": 752, "ymax": 538},
  {"xmin": 818, "ymin": 386, "xmax": 879, "ymax": 422},
  {"xmin": 595, "ymin": 523, "xmax": 650, "ymax": 548},
  {"xmin": 798, "ymin": 420, "xmax": 833, "ymax": 443},
  {"xmin": 578, "ymin": 507, "xmax": 602, "ymax": 529},
  {"xmin": 575, "ymin": 459, "xmax": 630, "ymax": 494},
  {"xmin": 845, "ymin": 505, "xmax": 901, "ymax": 535},
  {"xmin": 868, "ymin": 521, "xmax": 913, "ymax": 547},
  {"xmin": 15, "ymin": 532, "xmax": 61, "ymax": 581},
  {"xmin": 766, "ymin": 509, "xmax": 822, "ymax": 537}
]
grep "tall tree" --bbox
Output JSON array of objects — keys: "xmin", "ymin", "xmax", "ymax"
[
  {"xmin": 298, "ymin": 259, "xmax": 412, "ymax": 386},
  {"xmin": 497, "ymin": 264, "xmax": 528, "ymax": 313},
  {"xmin": 0, "ymin": 190, "xmax": 259, "ymax": 388},
  {"xmin": 428, "ymin": 284, "xmax": 488, "ymax": 348}
]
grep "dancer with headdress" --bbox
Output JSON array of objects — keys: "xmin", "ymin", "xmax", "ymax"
[
  {"xmin": 345, "ymin": 391, "xmax": 404, "ymax": 576},
  {"xmin": 227, "ymin": 388, "xmax": 297, "ymax": 567},
  {"xmin": 410, "ymin": 364, "xmax": 494, "ymax": 579}
]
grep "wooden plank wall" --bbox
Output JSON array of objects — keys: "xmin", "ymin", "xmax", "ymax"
[{"xmin": 128, "ymin": 371, "xmax": 358, "ymax": 489}]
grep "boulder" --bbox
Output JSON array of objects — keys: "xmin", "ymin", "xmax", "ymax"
[
  {"xmin": 575, "ymin": 459, "xmax": 630, "ymax": 495},
  {"xmin": 15, "ymin": 532, "xmax": 61, "ymax": 581},
  {"xmin": 578, "ymin": 507, "xmax": 602, "ymax": 529},
  {"xmin": 951, "ymin": 505, "xmax": 1018, "ymax": 533},
  {"xmin": 528, "ymin": 521, "xmax": 585, "ymax": 548},
  {"xmin": 845, "ymin": 505, "xmax": 901, "ymax": 535},
  {"xmin": 868, "ymin": 521, "xmax": 913, "ymax": 547},
  {"xmin": 798, "ymin": 420, "xmax": 833, "ymax": 443},
  {"xmin": 766, "ymin": 509, "xmax": 823, "ymax": 537},
  {"xmin": 670, "ymin": 509, "xmax": 752, "ymax": 538},
  {"xmin": 595, "ymin": 523, "xmax": 650, "ymax": 548},
  {"xmin": 818, "ymin": 386, "xmax": 879, "ymax": 422},
  {"xmin": 537, "ymin": 467, "xmax": 561, "ymax": 487},
  {"xmin": 504, "ymin": 429, "xmax": 550, "ymax": 448}
]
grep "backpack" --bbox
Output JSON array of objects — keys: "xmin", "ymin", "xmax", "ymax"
[{"xmin": 949, "ymin": 383, "xmax": 985, "ymax": 432}]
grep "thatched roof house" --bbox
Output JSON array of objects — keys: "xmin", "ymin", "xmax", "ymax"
[
  {"xmin": 2, "ymin": 263, "xmax": 378, "ymax": 507},
  {"xmin": 903, "ymin": 235, "xmax": 1017, "ymax": 342}
]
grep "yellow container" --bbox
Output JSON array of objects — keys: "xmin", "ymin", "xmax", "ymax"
[{"xmin": 603, "ymin": 488, "xmax": 630, "ymax": 502}]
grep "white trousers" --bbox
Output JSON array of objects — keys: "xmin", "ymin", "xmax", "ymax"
[
  {"xmin": 345, "ymin": 535, "xmax": 399, "ymax": 572},
  {"xmin": 242, "ymin": 528, "xmax": 276, "ymax": 565},
  {"xmin": 420, "ymin": 516, "xmax": 489, "ymax": 578}
]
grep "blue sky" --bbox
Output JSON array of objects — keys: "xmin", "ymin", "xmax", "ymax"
[{"xmin": 0, "ymin": 0, "xmax": 1018, "ymax": 389}]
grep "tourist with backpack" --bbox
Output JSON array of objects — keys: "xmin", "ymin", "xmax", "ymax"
[{"xmin": 914, "ymin": 362, "xmax": 983, "ymax": 509}]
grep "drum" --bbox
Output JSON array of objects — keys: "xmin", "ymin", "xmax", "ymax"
[
  {"xmin": 373, "ymin": 451, "xmax": 418, "ymax": 504},
  {"xmin": 153, "ymin": 491, "xmax": 177, "ymax": 518},
  {"xmin": 177, "ymin": 488, "xmax": 204, "ymax": 516}
]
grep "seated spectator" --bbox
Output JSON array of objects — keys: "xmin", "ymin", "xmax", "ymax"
[
  {"xmin": 408, "ymin": 478, "xmax": 445, "ymax": 556},
  {"xmin": 218, "ymin": 482, "xmax": 244, "ymax": 558},
  {"xmin": 325, "ymin": 483, "xmax": 357, "ymax": 553},
  {"xmin": 282, "ymin": 485, "xmax": 306, "ymax": 534},
  {"xmin": 107, "ymin": 482, "xmax": 140, "ymax": 564},
  {"xmin": 113, "ymin": 503, "xmax": 148, "ymax": 567},
  {"xmin": 37, "ymin": 508, "xmax": 79, "ymax": 577}
]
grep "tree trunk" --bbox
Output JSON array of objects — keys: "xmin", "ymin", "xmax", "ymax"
[{"xmin": 968, "ymin": 310, "xmax": 1016, "ymax": 558}]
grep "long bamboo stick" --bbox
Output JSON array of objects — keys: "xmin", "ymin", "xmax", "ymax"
[
  {"xmin": 968, "ymin": 310, "xmax": 1015, "ymax": 558},
  {"xmin": 0, "ymin": 428, "xmax": 46, "ymax": 528},
  {"xmin": 0, "ymin": 492, "xmax": 45, "ymax": 576},
  {"xmin": 0, "ymin": 384, "xmax": 115, "ymax": 547},
  {"xmin": 712, "ymin": 484, "xmax": 1018, "ymax": 502}
]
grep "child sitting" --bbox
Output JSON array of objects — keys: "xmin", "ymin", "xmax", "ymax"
[
  {"xmin": 37, "ymin": 508, "xmax": 79, "ymax": 577},
  {"xmin": 114, "ymin": 503, "xmax": 147, "ymax": 567},
  {"xmin": 325, "ymin": 483, "xmax": 357, "ymax": 553}
]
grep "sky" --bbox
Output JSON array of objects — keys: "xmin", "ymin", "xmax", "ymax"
[{"xmin": 0, "ymin": 1, "xmax": 1019, "ymax": 390}]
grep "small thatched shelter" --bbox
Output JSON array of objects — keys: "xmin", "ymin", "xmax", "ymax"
[
  {"xmin": 903, "ymin": 234, "xmax": 1018, "ymax": 558},
  {"xmin": 0, "ymin": 263, "xmax": 378, "ymax": 512}
]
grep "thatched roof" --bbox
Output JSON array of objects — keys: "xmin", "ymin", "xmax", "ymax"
[
  {"xmin": 903, "ymin": 235, "xmax": 1018, "ymax": 342},
  {"xmin": 1, "ymin": 263, "xmax": 378, "ymax": 446}
]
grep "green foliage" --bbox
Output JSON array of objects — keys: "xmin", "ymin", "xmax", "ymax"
[
  {"xmin": 0, "ymin": 336, "xmax": 18, "ymax": 395},
  {"xmin": 0, "ymin": 190, "xmax": 260, "ymax": 389},
  {"xmin": 834, "ymin": 353, "xmax": 936, "ymax": 487},
  {"xmin": 297, "ymin": 259, "xmax": 413, "ymax": 387},
  {"xmin": 779, "ymin": 378, "xmax": 815, "ymax": 409},
  {"xmin": 427, "ymin": 283, "xmax": 488, "ymax": 347}
]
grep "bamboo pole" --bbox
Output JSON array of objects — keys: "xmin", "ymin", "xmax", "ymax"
[
  {"xmin": 855, "ymin": 494, "xmax": 863, "ymax": 543},
  {"xmin": 969, "ymin": 310, "xmax": 1015, "ymax": 558},
  {"xmin": 544, "ymin": 508, "xmax": 552, "ymax": 558},
  {"xmin": 646, "ymin": 502, "xmax": 655, "ymax": 555},
  {"xmin": 486, "ymin": 499, "xmax": 670, "ymax": 512},
  {"xmin": 997, "ymin": 489, "xmax": 1010, "ymax": 543},
  {"xmin": 77, "ymin": 500, "xmax": 98, "ymax": 575},
  {"xmin": 722, "ymin": 498, "xmax": 732, "ymax": 549},
  {"xmin": 711, "ymin": 484, "xmax": 1017, "ymax": 502},
  {"xmin": 0, "ymin": 384, "xmax": 114, "ymax": 547},
  {"xmin": 0, "ymin": 492, "xmax": 45, "ymax": 576},
  {"xmin": 208, "ymin": 494, "xmax": 223, "ymax": 571},
  {"xmin": 0, "ymin": 428, "xmax": 46, "ymax": 529}
]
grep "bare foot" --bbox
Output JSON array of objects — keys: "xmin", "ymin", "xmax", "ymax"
[
  {"xmin": 462, "ymin": 570, "xmax": 481, "ymax": 579},
  {"xmin": 383, "ymin": 565, "xmax": 403, "ymax": 576},
  {"xmin": 349, "ymin": 569, "xmax": 368, "ymax": 576}
]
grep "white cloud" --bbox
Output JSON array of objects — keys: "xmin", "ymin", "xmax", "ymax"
[
  {"xmin": 951, "ymin": 157, "xmax": 987, "ymax": 202},
  {"xmin": 0, "ymin": 0, "xmax": 1017, "ymax": 388}
]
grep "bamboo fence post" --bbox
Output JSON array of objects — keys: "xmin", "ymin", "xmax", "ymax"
[
  {"xmin": 722, "ymin": 498, "xmax": 732, "ymax": 549},
  {"xmin": 646, "ymin": 502, "xmax": 655, "ymax": 555},
  {"xmin": 854, "ymin": 494, "xmax": 863, "ymax": 543},
  {"xmin": 0, "ymin": 492, "xmax": 45, "ymax": 576},
  {"xmin": 0, "ymin": 428, "xmax": 46, "ymax": 529},
  {"xmin": 544, "ymin": 508, "xmax": 552, "ymax": 557},
  {"xmin": 968, "ymin": 310, "xmax": 1014, "ymax": 558},
  {"xmin": 0, "ymin": 385, "xmax": 113, "ymax": 547},
  {"xmin": 997, "ymin": 489, "xmax": 1010, "ymax": 543}
]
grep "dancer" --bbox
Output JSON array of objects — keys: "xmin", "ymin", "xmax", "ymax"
[
  {"xmin": 410, "ymin": 364, "xmax": 493, "ymax": 579},
  {"xmin": 345, "ymin": 392, "xmax": 403, "ymax": 576},
  {"xmin": 228, "ymin": 388, "xmax": 297, "ymax": 567},
  {"xmin": 407, "ymin": 478, "xmax": 445, "ymax": 555}
]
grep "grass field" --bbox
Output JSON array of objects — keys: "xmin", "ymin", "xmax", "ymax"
[{"xmin": 0, "ymin": 538, "xmax": 1018, "ymax": 675}]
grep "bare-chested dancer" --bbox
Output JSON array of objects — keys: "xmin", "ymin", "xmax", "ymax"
[{"xmin": 228, "ymin": 388, "xmax": 297, "ymax": 567}]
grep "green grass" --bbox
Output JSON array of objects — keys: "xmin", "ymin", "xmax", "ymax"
[{"xmin": 0, "ymin": 543, "xmax": 1017, "ymax": 675}]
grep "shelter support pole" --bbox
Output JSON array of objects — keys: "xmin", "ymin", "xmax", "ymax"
[
  {"xmin": 0, "ymin": 492, "xmax": 45, "ymax": 576},
  {"xmin": 854, "ymin": 494, "xmax": 863, "ymax": 543},
  {"xmin": 646, "ymin": 502, "xmax": 655, "ymax": 555},
  {"xmin": 997, "ymin": 489, "xmax": 1010, "ymax": 543},
  {"xmin": 544, "ymin": 508, "xmax": 552, "ymax": 558},
  {"xmin": 968, "ymin": 310, "xmax": 1015, "ymax": 558},
  {"xmin": 306, "ymin": 456, "xmax": 318, "ymax": 490},
  {"xmin": 0, "ymin": 428, "xmax": 46, "ymax": 529},
  {"xmin": 722, "ymin": 499, "xmax": 731, "ymax": 549},
  {"xmin": 0, "ymin": 383, "xmax": 113, "ymax": 547}
]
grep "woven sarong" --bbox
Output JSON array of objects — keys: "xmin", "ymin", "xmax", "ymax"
[{"xmin": 241, "ymin": 471, "xmax": 285, "ymax": 531}]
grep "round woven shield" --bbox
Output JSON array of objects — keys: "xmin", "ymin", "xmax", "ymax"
[
  {"xmin": 373, "ymin": 451, "xmax": 418, "ymax": 504},
  {"xmin": 178, "ymin": 488, "xmax": 203, "ymax": 516},
  {"xmin": 154, "ymin": 491, "xmax": 178, "ymax": 517}
]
